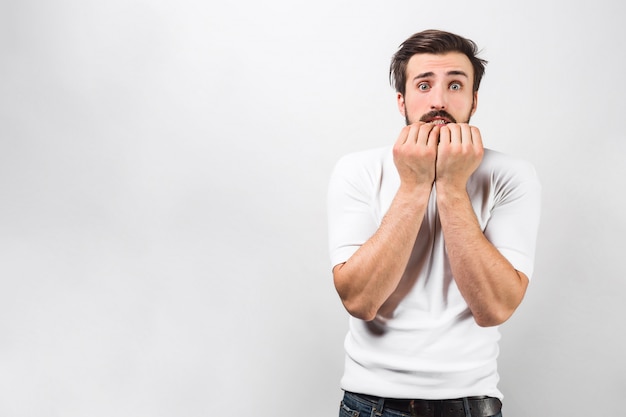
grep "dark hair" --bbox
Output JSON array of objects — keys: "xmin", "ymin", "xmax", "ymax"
[{"xmin": 390, "ymin": 29, "xmax": 487, "ymax": 96}]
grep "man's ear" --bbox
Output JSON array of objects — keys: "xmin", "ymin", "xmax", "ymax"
[
  {"xmin": 471, "ymin": 91, "xmax": 478, "ymax": 116},
  {"xmin": 397, "ymin": 92, "xmax": 406, "ymax": 117}
]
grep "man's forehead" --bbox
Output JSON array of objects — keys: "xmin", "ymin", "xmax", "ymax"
[{"xmin": 407, "ymin": 52, "xmax": 473, "ymax": 78}]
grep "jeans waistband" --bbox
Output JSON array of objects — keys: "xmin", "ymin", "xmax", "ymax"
[{"xmin": 346, "ymin": 391, "xmax": 502, "ymax": 417}]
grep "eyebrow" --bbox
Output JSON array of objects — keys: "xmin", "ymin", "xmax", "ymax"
[{"xmin": 413, "ymin": 70, "xmax": 469, "ymax": 81}]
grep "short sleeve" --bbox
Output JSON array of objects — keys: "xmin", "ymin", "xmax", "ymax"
[
  {"xmin": 483, "ymin": 160, "xmax": 542, "ymax": 279},
  {"xmin": 327, "ymin": 152, "xmax": 380, "ymax": 269}
]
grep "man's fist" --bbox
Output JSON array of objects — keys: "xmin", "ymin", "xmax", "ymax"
[
  {"xmin": 435, "ymin": 123, "xmax": 484, "ymax": 190},
  {"xmin": 392, "ymin": 122, "xmax": 439, "ymax": 188}
]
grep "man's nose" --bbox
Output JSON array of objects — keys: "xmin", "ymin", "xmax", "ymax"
[{"xmin": 429, "ymin": 86, "xmax": 447, "ymax": 110}]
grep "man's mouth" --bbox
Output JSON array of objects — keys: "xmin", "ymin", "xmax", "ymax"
[{"xmin": 419, "ymin": 111, "xmax": 456, "ymax": 125}]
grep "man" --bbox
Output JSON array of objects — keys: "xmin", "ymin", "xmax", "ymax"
[{"xmin": 327, "ymin": 29, "xmax": 541, "ymax": 417}]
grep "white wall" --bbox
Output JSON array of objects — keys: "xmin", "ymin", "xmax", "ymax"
[{"xmin": 1, "ymin": 1, "xmax": 624, "ymax": 416}]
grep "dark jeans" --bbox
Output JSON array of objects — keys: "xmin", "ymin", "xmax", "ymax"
[{"xmin": 339, "ymin": 391, "xmax": 503, "ymax": 417}]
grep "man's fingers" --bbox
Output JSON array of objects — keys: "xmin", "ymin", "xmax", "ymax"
[
  {"xmin": 459, "ymin": 123, "xmax": 472, "ymax": 145},
  {"xmin": 416, "ymin": 123, "xmax": 436, "ymax": 145},
  {"xmin": 447, "ymin": 123, "xmax": 461, "ymax": 145},
  {"xmin": 439, "ymin": 124, "xmax": 451, "ymax": 145},
  {"xmin": 427, "ymin": 125, "xmax": 440, "ymax": 146},
  {"xmin": 395, "ymin": 125, "xmax": 412, "ymax": 146},
  {"xmin": 470, "ymin": 126, "xmax": 483, "ymax": 148}
]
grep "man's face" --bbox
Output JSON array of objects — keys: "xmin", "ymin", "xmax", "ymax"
[{"xmin": 397, "ymin": 52, "xmax": 478, "ymax": 126}]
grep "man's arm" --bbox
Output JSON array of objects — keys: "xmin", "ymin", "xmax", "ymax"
[
  {"xmin": 435, "ymin": 123, "xmax": 528, "ymax": 327},
  {"xmin": 333, "ymin": 123, "xmax": 439, "ymax": 321}
]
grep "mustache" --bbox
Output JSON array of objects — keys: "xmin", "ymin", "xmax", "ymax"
[{"xmin": 419, "ymin": 110, "xmax": 457, "ymax": 123}]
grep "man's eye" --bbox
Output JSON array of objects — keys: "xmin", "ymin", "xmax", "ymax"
[
  {"xmin": 450, "ymin": 82, "xmax": 461, "ymax": 91},
  {"xmin": 418, "ymin": 83, "xmax": 430, "ymax": 91}
]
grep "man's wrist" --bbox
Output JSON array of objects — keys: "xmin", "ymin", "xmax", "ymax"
[
  {"xmin": 435, "ymin": 181, "xmax": 469, "ymax": 205},
  {"xmin": 398, "ymin": 181, "xmax": 433, "ymax": 200}
]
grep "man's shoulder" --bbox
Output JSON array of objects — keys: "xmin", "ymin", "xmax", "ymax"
[
  {"xmin": 480, "ymin": 148, "xmax": 540, "ymax": 183},
  {"xmin": 332, "ymin": 145, "xmax": 393, "ymax": 176},
  {"xmin": 337, "ymin": 145, "xmax": 392, "ymax": 165},
  {"xmin": 482, "ymin": 148, "xmax": 536, "ymax": 171}
]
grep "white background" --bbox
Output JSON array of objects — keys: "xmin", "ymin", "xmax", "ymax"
[{"xmin": 1, "ymin": 1, "xmax": 625, "ymax": 416}]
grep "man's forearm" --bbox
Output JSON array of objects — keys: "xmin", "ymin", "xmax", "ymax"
[
  {"xmin": 333, "ymin": 184, "xmax": 431, "ymax": 321},
  {"xmin": 436, "ymin": 185, "xmax": 528, "ymax": 327}
]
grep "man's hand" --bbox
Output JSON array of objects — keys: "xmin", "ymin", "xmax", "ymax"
[
  {"xmin": 436, "ymin": 123, "xmax": 484, "ymax": 189},
  {"xmin": 393, "ymin": 122, "xmax": 439, "ymax": 189}
]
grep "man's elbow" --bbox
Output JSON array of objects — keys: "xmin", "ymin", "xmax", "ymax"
[
  {"xmin": 473, "ymin": 305, "xmax": 516, "ymax": 327},
  {"xmin": 333, "ymin": 265, "xmax": 379, "ymax": 321},
  {"xmin": 340, "ymin": 297, "xmax": 378, "ymax": 321},
  {"xmin": 475, "ymin": 272, "xmax": 529, "ymax": 327}
]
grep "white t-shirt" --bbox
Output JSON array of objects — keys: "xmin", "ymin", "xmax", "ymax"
[{"xmin": 327, "ymin": 146, "xmax": 541, "ymax": 400}]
